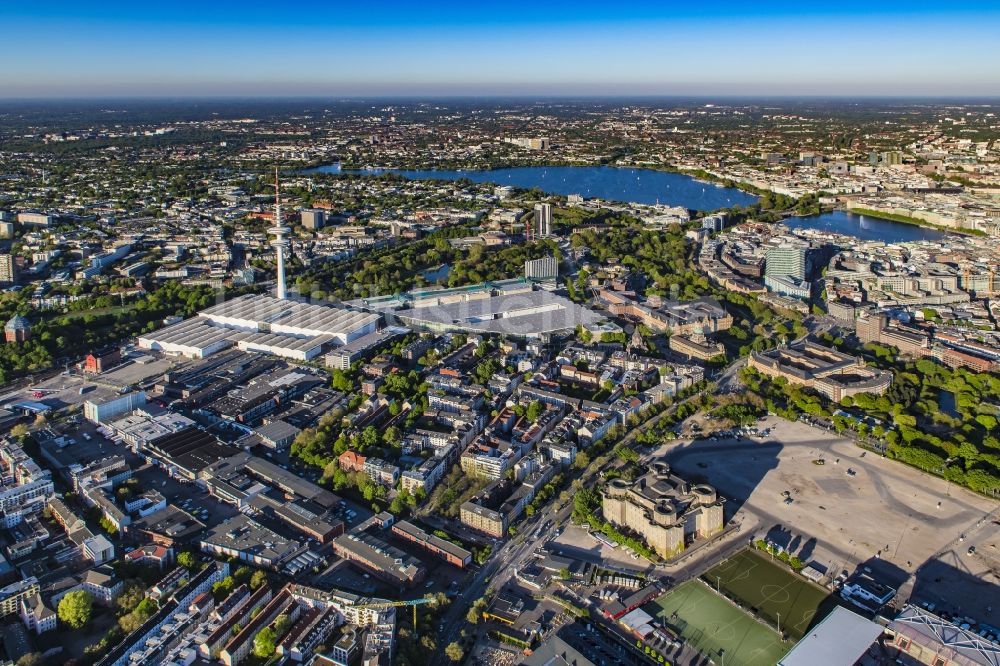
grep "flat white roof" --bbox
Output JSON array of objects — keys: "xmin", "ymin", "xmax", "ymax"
[
  {"xmin": 394, "ymin": 289, "xmax": 604, "ymax": 336},
  {"xmin": 779, "ymin": 606, "xmax": 883, "ymax": 666},
  {"xmin": 138, "ymin": 317, "xmax": 232, "ymax": 351},
  {"xmin": 199, "ymin": 294, "xmax": 378, "ymax": 338},
  {"xmin": 230, "ymin": 330, "xmax": 333, "ymax": 353}
]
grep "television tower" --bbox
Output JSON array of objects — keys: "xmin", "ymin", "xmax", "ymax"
[{"xmin": 270, "ymin": 167, "xmax": 290, "ymax": 300}]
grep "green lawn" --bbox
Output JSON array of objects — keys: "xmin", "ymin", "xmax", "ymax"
[
  {"xmin": 644, "ymin": 580, "xmax": 788, "ymax": 666},
  {"xmin": 704, "ymin": 549, "xmax": 838, "ymax": 640}
]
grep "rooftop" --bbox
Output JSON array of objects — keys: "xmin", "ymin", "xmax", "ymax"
[
  {"xmin": 202, "ymin": 514, "xmax": 301, "ymax": 564},
  {"xmin": 392, "ymin": 288, "xmax": 605, "ymax": 337},
  {"xmin": 779, "ymin": 606, "xmax": 884, "ymax": 666}
]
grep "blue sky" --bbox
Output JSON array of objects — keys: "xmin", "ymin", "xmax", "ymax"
[{"xmin": 2, "ymin": 1, "xmax": 999, "ymax": 97}]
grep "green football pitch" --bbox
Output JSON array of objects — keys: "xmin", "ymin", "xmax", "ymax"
[
  {"xmin": 703, "ymin": 548, "xmax": 837, "ymax": 640},
  {"xmin": 644, "ymin": 580, "xmax": 788, "ymax": 666}
]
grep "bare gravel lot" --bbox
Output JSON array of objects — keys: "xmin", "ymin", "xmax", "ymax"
[{"xmin": 651, "ymin": 417, "xmax": 999, "ymax": 617}]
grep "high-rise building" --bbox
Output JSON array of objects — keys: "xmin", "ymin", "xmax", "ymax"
[
  {"xmin": 0, "ymin": 254, "xmax": 18, "ymax": 285},
  {"xmin": 300, "ymin": 209, "xmax": 325, "ymax": 230},
  {"xmin": 524, "ymin": 256, "xmax": 558, "ymax": 281},
  {"xmin": 701, "ymin": 213, "xmax": 728, "ymax": 233},
  {"xmin": 534, "ymin": 204, "xmax": 552, "ymax": 238},
  {"xmin": 765, "ymin": 245, "xmax": 808, "ymax": 280}
]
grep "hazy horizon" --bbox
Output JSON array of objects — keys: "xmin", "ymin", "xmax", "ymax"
[{"xmin": 3, "ymin": 1, "xmax": 1000, "ymax": 98}]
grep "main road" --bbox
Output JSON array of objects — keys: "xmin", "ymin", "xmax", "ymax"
[{"xmin": 432, "ymin": 385, "xmax": 722, "ymax": 660}]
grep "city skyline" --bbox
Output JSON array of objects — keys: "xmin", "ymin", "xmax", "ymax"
[{"xmin": 3, "ymin": 0, "xmax": 1000, "ymax": 97}]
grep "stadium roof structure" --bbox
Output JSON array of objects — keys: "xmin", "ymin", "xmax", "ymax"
[
  {"xmin": 390, "ymin": 288, "xmax": 605, "ymax": 337},
  {"xmin": 888, "ymin": 604, "xmax": 1000, "ymax": 666},
  {"xmin": 779, "ymin": 606, "xmax": 884, "ymax": 666}
]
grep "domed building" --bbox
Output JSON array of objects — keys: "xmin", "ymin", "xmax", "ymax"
[{"xmin": 4, "ymin": 315, "xmax": 30, "ymax": 343}]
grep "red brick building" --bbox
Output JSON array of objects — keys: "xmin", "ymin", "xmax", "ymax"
[{"xmin": 84, "ymin": 346, "xmax": 122, "ymax": 374}]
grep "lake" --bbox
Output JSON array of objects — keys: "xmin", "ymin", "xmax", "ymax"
[
  {"xmin": 305, "ymin": 163, "xmax": 952, "ymax": 243},
  {"xmin": 420, "ymin": 263, "xmax": 450, "ymax": 283},
  {"xmin": 939, "ymin": 390, "xmax": 959, "ymax": 418},
  {"xmin": 305, "ymin": 163, "xmax": 759, "ymax": 210},
  {"xmin": 782, "ymin": 210, "xmax": 947, "ymax": 243}
]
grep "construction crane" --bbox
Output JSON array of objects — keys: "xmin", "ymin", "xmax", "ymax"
[{"xmin": 349, "ymin": 596, "xmax": 436, "ymax": 637}]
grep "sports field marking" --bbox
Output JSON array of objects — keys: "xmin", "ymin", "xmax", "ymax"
[
  {"xmin": 704, "ymin": 548, "xmax": 835, "ymax": 640},
  {"xmin": 646, "ymin": 580, "xmax": 788, "ymax": 666}
]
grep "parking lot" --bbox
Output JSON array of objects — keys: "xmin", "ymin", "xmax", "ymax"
[
  {"xmin": 549, "ymin": 524, "xmax": 653, "ymax": 574},
  {"xmin": 2, "ymin": 372, "xmax": 90, "ymax": 410},
  {"xmin": 134, "ymin": 463, "xmax": 239, "ymax": 526},
  {"xmin": 652, "ymin": 417, "xmax": 998, "ymax": 611}
]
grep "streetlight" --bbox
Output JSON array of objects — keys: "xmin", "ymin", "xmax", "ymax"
[
  {"xmin": 716, "ymin": 576, "xmax": 721, "ymax": 593},
  {"xmin": 776, "ymin": 612, "xmax": 781, "ymax": 637}
]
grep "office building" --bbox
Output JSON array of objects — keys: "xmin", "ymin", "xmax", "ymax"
[
  {"xmin": 748, "ymin": 339, "xmax": 893, "ymax": 402},
  {"xmin": 765, "ymin": 274, "xmax": 812, "ymax": 300},
  {"xmin": 300, "ymin": 209, "xmax": 325, "ymax": 230},
  {"xmin": 83, "ymin": 391, "xmax": 147, "ymax": 424},
  {"xmin": 765, "ymin": 244, "xmax": 809, "ymax": 280},
  {"xmin": 855, "ymin": 312, "xmax": 931, "ymax": 357},
  {"xmin": 701, "ymin": 213, "xmax": 728, "ymax": 233}
]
